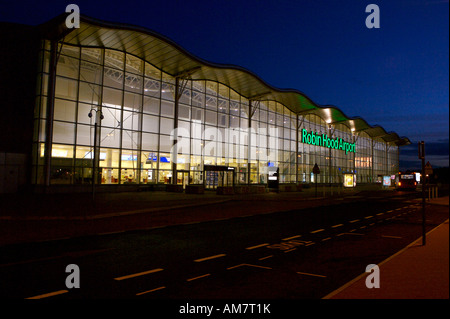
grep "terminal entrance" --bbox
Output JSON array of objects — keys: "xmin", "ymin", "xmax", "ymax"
[
  {"xmin": 177, "ymin": 170, "xmax": 190, "ymax": 189},
  {"xmin": 204, "ymin": 165, "xmax": 235, "ymax": 190}
]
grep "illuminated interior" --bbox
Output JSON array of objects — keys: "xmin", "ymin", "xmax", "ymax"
[{"xmin": 31, "ymin": 16, "xmax": 405, "ymax": 188}]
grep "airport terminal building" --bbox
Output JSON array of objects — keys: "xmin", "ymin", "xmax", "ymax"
[{"xmin": 0, "ymin": 14, "xmax": 410, "ymax": 193}]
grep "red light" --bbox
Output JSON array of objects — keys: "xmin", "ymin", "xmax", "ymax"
[{"xmin": 398, "ymin": 182, "xmax": 402, "ymax": 186}]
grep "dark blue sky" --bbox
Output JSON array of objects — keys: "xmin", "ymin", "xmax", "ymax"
[{"xmin": 1, "ymin": 0, "xmax": 448, "ymax": 169}]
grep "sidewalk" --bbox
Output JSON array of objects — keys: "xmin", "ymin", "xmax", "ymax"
[{"xmin": 324, "ymin": 196, "xmax": 449, "ymax": 299}]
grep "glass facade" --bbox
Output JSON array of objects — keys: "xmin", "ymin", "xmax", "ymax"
[{"xmin": 32, "ymin": 40, "xmax": 399, "ymax": 188}]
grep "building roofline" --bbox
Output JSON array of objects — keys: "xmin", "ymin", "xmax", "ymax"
[{"xmin": 37, "ymin": 13, "xmax": 410, "ymax": 146}]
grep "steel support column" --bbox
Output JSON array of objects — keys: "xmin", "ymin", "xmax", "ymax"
[
  {"xmin": 172, "ymin": 77, "xmax": 180, "ymax": 184},
  {"xmin": 43, "ymin": 40, "xmax": 58, "ymax": 188}
]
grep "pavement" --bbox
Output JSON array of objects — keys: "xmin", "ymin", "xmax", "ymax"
[
  {"xmin": 324, "ymin": 195, "xmax": 449, "ymax": 299},
  {"xmin": 0, "ymin": 185, "xmax": 448, "ymax": 299}
]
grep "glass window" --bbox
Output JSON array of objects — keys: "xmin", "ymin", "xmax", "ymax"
[
  {"xmin": 100, "ymin": 127, "xmax": 120, "ymax": 148},
  {"xmin": 60, "ymin": 45, "xmax": 80, "ymax": 59},
  {"xmin": 76, "ymin": 124, "xmax": 93, "ymax": 146},
  {"xmin": 54, "ymin": 99, "xmax": 76, "ymax": 122},
  {"xmin": 57, "ymin": 56, "xmax": 79, "ymax": 79},
  {"xmin": 101, "ymin": 106, "xmax": 121, "ymax": 129},
  {"xmin": 142, "ymin": 133, "xmax": 159, "ymax": 151},
  {"xmin": 122, "ymin": 110, "xmax": 140, "ymax": 131},
  {"xmin": 179, "ymin": 104, "xmax": 190, "ymax": 120},
  {"xmin": 79, "ymin": 82, "xmax": 100, "ymax": 104},
  {"xmin": 125, "ymin": 73, "xmax": 143, "ymax": 93},
  {"xmin": 126, "ymin": 54, "xmax": 144, "ymax": 75},
  {"xmin": 55, "ymin": 77, "xmax": 78, "ymax": 100},
  {"xmin": 81, "ymin": 47, "xmax": 102, "ymax": 64},
  {"xmin": 79, "ymin": 61, "xmax": 102, "ymax": 84},
  {"xmin": 52, "ymin": 121, "xmax": 75, "ymax": 144},
  {"xmin": 105, "ymin": 49, "xmax": 124, "ymax": 70},
  {"xmin": 143, "ymin": 96, "xmax": 160, "ymax": 115},
  {"xmin": 122, "ymin": 130, "xmax": 140, "ymax": 150},
  {"xmin": 144, "ymin": 62, "xmax": 161, "ymax": 80},
  {"xmin": 144, "ymin": 78, "xmax": 160, "ymax": 98},
  {"xmin": 159, "ymin": 135, "xmax": 172, "ymax": 152},
  {"xmin": 103, "ymin": 67, "xmax": 124, "ymax": 89},
  {"xmin": 99, "ymin": 148, "xmax": 120, "ymax": 168},
  {"xmin": 160, "ymin": 117, "xmax": 174, "ymax": 135},
  {"xmin": 160, "ymin": 100, "xmax": 174, "ymax": 117},
  {"xmin": 161, "ymin": 82, "xmax": 174, "ymax": 101},
  {"xmin": 142, "ymin": 114, "xmax": 159, "ymax": 133},
  {"xmin": 205, "ymin": 110, "xmax": 217, "ymax": 125},
  {"xmin": 124, "ymin": 92, "xmax": 141, "ymax": 112},
  {"xmin": 102, "ymin": 87, "xmax": 123, "ymax": 108},
  {"xmin": 191, "ymin": 107, "xmax": 203, "ymax": 122}
]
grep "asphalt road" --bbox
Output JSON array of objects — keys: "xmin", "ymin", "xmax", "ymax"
[{"xmin": 0, "ymin": 191, "xmax": 447, "ymax": 303}]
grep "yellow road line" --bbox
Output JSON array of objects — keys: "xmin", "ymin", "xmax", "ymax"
[
  {"xmin": 297, "ymin": 271, "xmax": 326, "ymax": 278},
  {"xmin": 136, "ymin": 286, "xmax": 166, "ymax": 296},
  {"xmin": 227, "ymin": 263, "xmax": 272, "ymax": 270},
  {"xmin": 364, "ymin": 216, "xmax": 373, "ymax": 219},
  {"xmin": 350, "ymin": 219, "xmax": 360, "ymax": 223},
  {"xmin": 114, "ymin": 268, "xmax": 163, "ymax": 281},
  {"xmin": 310, "ymin": 229, "xmax": 324, "ymax": 234},
  {"xmin": 246, "ymin": 243, "xmax": 269, "ymax": 250},
  {"xmin": 258, "ymin": 255, "xmax": 273, "ymax": 261},
  {"xmin": 331, "ymin": 224, "xmax": 343, "ymax": 228},
  {"xmin": 194, "ymin": 254, "xmax": 226, "ymax": 262},
  {"xmin": 26, "ymin": 290, "xmax": 68, "ymax": 299},
  {"xmin": 187, "ymin": 273, "xmax": 211, "ymax": 282},
  {"xmin": 282, "ymin": 235, "xmax": 302, "ymax": 241}
]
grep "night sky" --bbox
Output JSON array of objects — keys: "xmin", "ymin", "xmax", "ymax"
[{"xmin": 1, "ymin": 0, "xmax": 448, "ymax": 169}]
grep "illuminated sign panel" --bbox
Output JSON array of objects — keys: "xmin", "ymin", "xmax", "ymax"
[{"xmin": 302, "ymin": 129, "xmax": 355, "ymax": 154}]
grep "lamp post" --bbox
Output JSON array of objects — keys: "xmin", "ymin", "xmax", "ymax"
[{"xmin": 88, "ymin": 108, "xmax": 104, "ymax": 201}]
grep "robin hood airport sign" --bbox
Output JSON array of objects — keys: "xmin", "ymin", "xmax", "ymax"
[{"xmin": 302, "ymin": 129, "xmax": 355, "ymax": 154}]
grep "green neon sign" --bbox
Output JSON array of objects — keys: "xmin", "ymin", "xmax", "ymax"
[{"xmin": 302, "ymin": 129, "xmax": 355, "ymax": 154}]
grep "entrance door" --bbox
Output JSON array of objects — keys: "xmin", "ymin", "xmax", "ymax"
[{"xmin": 177, "ymin": 170, "xmax": 190, "ymax": 189}]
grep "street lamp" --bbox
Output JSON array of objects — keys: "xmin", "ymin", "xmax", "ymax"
[{"xmin": 88, "ymin": 108, "xmax": 104, "ymax": 200}]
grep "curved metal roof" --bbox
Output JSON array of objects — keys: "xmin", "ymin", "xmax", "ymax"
[{"xmin": 39, "ymin": 13, "xmax": 410, "ymax": 146}]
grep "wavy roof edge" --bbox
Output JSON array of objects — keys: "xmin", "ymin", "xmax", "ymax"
[{"xmin": 38, "ymin": 13, "xmax": 410, "ymax": 146}]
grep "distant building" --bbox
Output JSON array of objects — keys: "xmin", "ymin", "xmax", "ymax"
[{"xmin": 0, "ymin": 14, "xmax": 410, "ymax": 193}]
